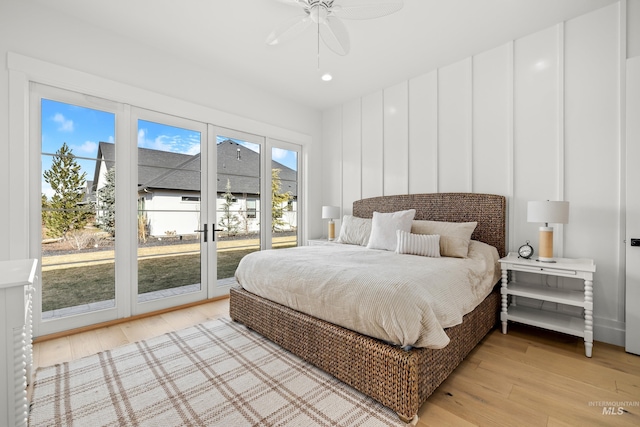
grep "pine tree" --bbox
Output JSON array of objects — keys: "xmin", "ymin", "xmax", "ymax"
[
  {"xmin": 42, "ymin": 143, "xmax": 93, "ymax": 239},
  {"xmin": 219, "ymin": 179, "xmax": 240, "ymax": 237},
  {"xmin": 96, "ymin": 165, "xmax": 116, "ymax": 236},
  {"xmin": 272, "ymin": 168, "xmax": 292, "ymax": 232}
]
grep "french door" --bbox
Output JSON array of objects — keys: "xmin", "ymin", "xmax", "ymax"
[
  {"xmin": 130, "ymin": 108, "xmax": 212, "ymax": 315},
  {"xmin": 30, "ymin": 85, "xmax": 301, "ymax": 336}
]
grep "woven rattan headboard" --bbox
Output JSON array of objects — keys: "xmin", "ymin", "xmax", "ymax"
[{"xmin": 352, "ymin": 193, "xmax": 507, "ymax": 257}]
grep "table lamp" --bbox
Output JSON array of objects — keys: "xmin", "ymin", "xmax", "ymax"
[
  {"xmin": 321, "ymin": 206, "xmax": 341, "ymax": 241},
  {"xmin": 527, "ymin": 200, "xmax": 569, "ymax": 262}
]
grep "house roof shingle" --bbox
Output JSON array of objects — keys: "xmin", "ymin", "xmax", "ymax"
[{"xmin": 94, "ymin": 140, "xmax": 297, "ymax": 197}]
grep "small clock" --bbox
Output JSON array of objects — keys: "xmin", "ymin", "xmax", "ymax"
[
  {"xmin": 518, "ymin": 240, "xmax": 533, "ymax": 259},
  {"xmin": 518, "ymin": 240, "xmax": 534, "ymax": 259}
]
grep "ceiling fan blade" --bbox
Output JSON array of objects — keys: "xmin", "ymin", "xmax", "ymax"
[
  {"xmin": 332, "ymin": 0, "xmax": 403, "ymax": 20},
  {"xmin": 266, "ymin": 14, "xmax": 312, "ymax": 46},
  {"xmin": 320, "ymin": 16, "xmax": 350, "ymax": 55}
]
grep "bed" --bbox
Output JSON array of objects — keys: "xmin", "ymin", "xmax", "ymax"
[{"xmin": 229, "ymin": 193, "xmax": 506, "ymax": 423}]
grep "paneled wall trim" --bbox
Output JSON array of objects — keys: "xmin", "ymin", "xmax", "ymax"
[{"xmin": 322, "ymin": 3, "xmax": 624, "ymax": 346}]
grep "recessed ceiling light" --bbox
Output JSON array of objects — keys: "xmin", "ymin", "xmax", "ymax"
[{"xmin": 321, "ymin": 73, "xmax": 333, "ymax": 82}]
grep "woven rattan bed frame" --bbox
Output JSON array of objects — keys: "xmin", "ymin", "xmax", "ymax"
[{"xmin": 230, "ymin": 193, "xmax": 506, "ymax": 422}]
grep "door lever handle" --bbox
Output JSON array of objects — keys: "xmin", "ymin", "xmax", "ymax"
[
  {"xmin": 212, "ymin": 224, "xmax": 223, "ymax": 241},
  {"xmin": 194, "ymin": 223, "xmax": 208, "ymax": 242}
]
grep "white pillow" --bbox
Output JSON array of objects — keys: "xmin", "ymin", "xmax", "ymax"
[
  {"xmin": 336, "ymin": 215, "xmax": 372, "ymax": 246},
  {"xmin": 366, "ymin": 209, "xmax": 416, "ymax": 251},
  {"xmin": 396, "ymin": 230, "xmax": 441, "ymax": 257},
  {"xmin": 411, "ymin": 220, "xmax": 477, "ymax": 258}
]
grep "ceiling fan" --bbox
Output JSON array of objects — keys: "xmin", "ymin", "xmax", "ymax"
[{"xmin": 266, "ymin": 0, "xmax": 404, "ymax": 56}]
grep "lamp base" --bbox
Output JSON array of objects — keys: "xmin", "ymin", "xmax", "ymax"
[
  {"xmin": 538, "ymin": 226, "xmax": 554, "ymax": 262},
  {"xmin": 327, "ymin": 220, "xmax": 336, "ymax": 241}
]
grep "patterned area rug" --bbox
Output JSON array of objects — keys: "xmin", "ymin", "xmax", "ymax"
[{"xmin": 29, "ymin": 317, "xmax": 408, "ymax": 426}]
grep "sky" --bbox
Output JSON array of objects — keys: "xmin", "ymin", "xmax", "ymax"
[{"xmin": 40, "ymin": 98, "xmax": 297, "ymax": 198}]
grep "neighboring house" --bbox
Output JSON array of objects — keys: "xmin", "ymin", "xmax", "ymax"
[{"xmin": 92, "ymin": 140, "xmax": 297, "ymax": 238}]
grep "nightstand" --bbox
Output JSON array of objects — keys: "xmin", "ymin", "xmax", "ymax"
[
  {"xmin": 498, "ymin": 253, "xmax": 596, "ymax": 357},
  {"xmin": 0, "ymin": 259, "xmax": 37, "ymax": 427},
  {"xmin": 307, "ymin": 238, "xmax": 340, "ymax": 246}
]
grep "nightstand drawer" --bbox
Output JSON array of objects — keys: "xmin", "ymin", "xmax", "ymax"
[{"xmin": 509, "ymin": 264, "xmax": 577, "ymax": 276}]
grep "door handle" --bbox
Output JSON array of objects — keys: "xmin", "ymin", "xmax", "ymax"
[
  {"xmin": 213, "ymin": 224, "xmax": 224, "ymax": 242},
  {"xmin": 212, "ymin": 224, "xmax": 223, "ymax": 241},
  {"xmin": 194, "ymin": 223, "xmax": 208, "ymax": 242}
]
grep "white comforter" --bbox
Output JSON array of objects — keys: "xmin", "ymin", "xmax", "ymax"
[{"xmin": 235, "ymin": 241, "xmax": 500, "ymax": 349}]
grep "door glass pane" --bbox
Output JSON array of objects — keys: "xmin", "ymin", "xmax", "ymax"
[
  {"xmin": 41, "ymin": 99, "xmax": 116, "ymax": 319},
  {"xmin": 272, "ymin": 147, "xmax": 298, "ymax": 249},
  {"xmin": 216, "ymin": 136, "xmax": 261, "ymax": 281},
  {"xmin": 137, "ymin": 120, "xmax": 202, "ymax": 302}
]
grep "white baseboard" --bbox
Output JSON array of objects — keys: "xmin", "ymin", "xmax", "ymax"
[{"xmin": 593, "ymin": 316, "xmax": 625, "ymax": 348}]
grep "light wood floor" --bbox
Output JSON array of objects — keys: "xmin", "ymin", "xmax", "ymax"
[{"xmin": 34, "ymin": 299, "xmax": 640, "ymax": 427}]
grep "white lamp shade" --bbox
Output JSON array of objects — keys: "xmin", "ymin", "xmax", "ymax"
[
  {"xmin": 322, "ymin": 205, "xmax": 341, "ymax": 220},
  {"xmin": 527, "ymin": 201, "xmax": 570, "ymax": 224}
]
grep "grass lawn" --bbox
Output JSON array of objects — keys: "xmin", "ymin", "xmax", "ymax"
[{"xmin": 41, "ymin": 247, "xmax": 262, "ymax": 312}]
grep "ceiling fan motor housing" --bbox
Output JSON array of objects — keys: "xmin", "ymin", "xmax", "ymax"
[
  {"xmin": 267, "ymin": 0, "xmax": 403, "ymax": 56},
  {"xmin": 307, "ymin": 1, "xmax": 333, "ymax": 24}
]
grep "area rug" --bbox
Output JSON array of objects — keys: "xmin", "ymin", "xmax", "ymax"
[{"xmin": 29, "ymin": 317, "xmax": 408, "ymax": 426}]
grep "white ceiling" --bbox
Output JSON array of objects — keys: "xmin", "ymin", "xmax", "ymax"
[{"xmin": 33, "ymin": 0, "xmax": 617, "ymax": 111}]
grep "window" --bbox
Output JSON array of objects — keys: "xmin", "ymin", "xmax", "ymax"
[
  {"xmin": 181, "ymin": 196, "xmax": 200, "ymax": 202},
  {"xmin": 247, "ymin": 199, "xmax": 257, "ymax": 219},
  {"xmin": 40, "ymin": 98, "xmax": 117, "ymax": 319}
]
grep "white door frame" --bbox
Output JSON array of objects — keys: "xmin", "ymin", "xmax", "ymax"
[{"xmin": 625, "ymin": 56, "xmax": 640, "ymax": 355}]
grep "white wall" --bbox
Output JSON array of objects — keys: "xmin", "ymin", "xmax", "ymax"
[
  {"xmin": 0, "ymin": 0, "xmax": 323, "ymax": 260},
  {"xmin": 321, "ymin": 3, "xmax": 625, "ymax": 346}
]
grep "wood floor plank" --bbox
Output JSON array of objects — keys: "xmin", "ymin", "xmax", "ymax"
[
  {"xmin": 36, "ymin": 336, "xmax": 72, "ymax": 368},
  {"xmin": 416, "ymin": 401, "xmax": 477, "ymax": 427},
  {"xmin": 615, "ymin": 377, "xmax": 640, "ymax": 400},
  {"xmin": 68, "ymin": 330, "xmax": 104, "ymax": 361},
  {"xmin": 591, "ymin": 342, "xmax": 640, "ymax": 377},
  {"xmin": 159, "ymin": 305, "xmax": 207, "ymax": 330},
  {"xmin": 95, "ymin": 324, "xmax": 130, "ymax": 351},
  {"xmin": 499, "ymin": 324, "xmax": 584, "ymax": 356},
  {"xmin": 509, "ymin": 383, "xmax": 640, "ymax": 426},
  {"xmin": 524, "ymin": 345, "xmax": 628, "ymax": 392},
  {"xmin": 478, "ymin": 355, "xmax": 621, "ymax": 406},
  {"xmin": 476, "ymin": 336, "xmax": 624, "ymax": 394},
  {"xmin": 119, "ymin": 318, "xmax": 156, "ymax": 344},
  {"xmin": 428, "ymin": 372, "xmax": 548, "ymax": 427},
  {"xmin": 479, "ymin": 329, "xmax": 531, "ymax": 354},
  {"xmin": 546, "ymin": 417, "xmax": 579, "ymax": 427},
  {"xmin": 134, "ymin": 313, "xmax": 173, "ymax": 338},
  {"xmin": 449, "ymin": 358, "xmax": 514, "ymax": 397},
  {"xmin": 194, "ymin": 297, "xmax": 229, "ymax": 319}
]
